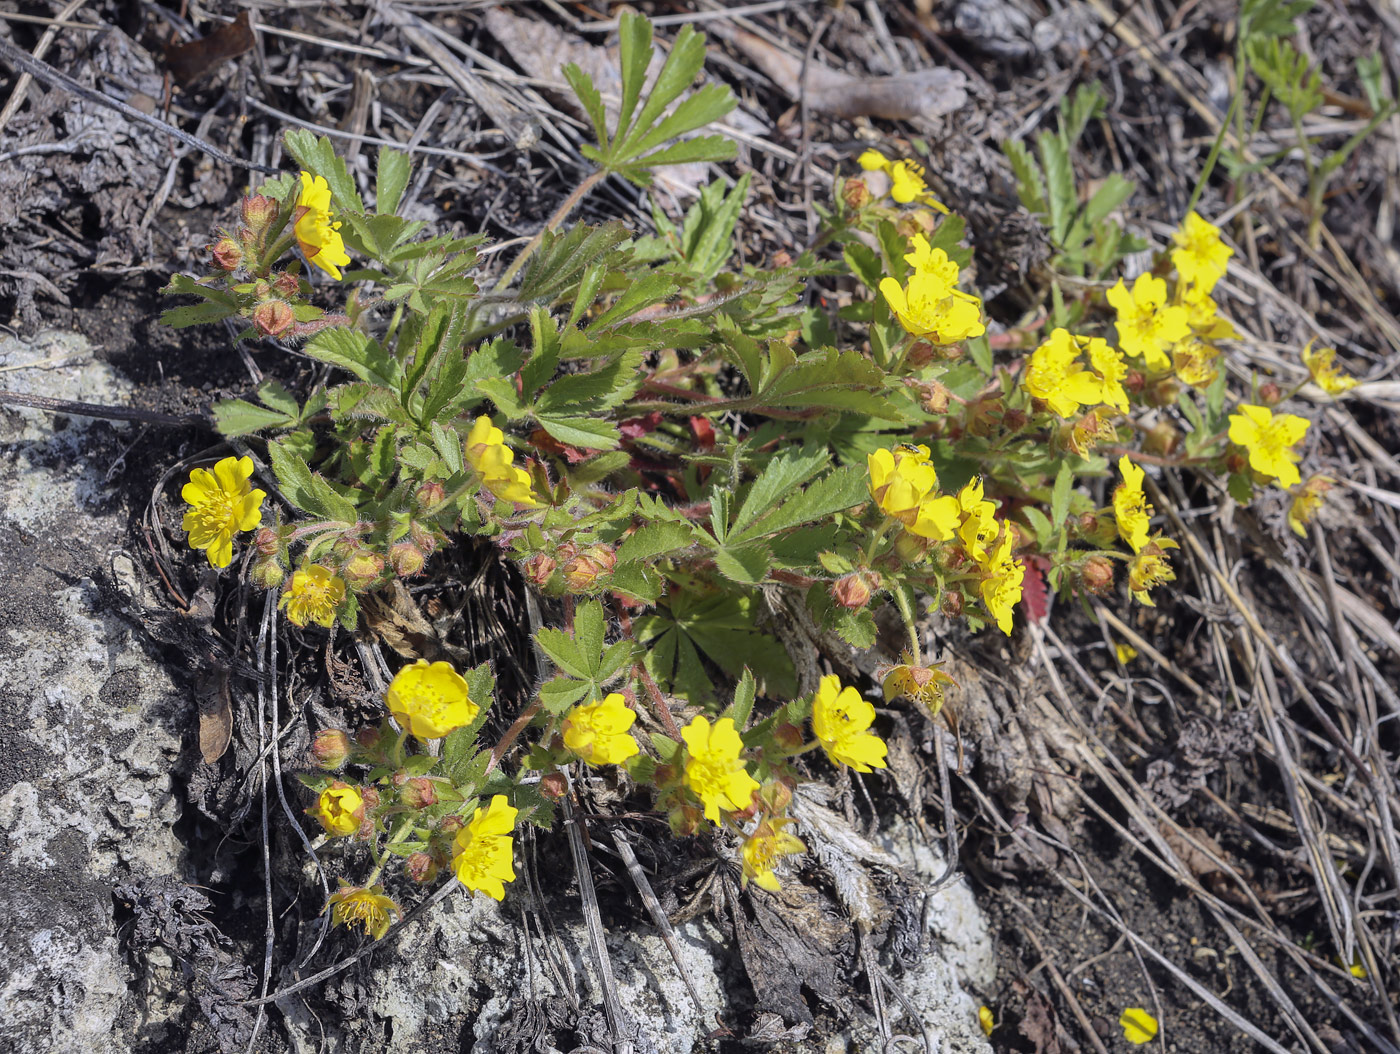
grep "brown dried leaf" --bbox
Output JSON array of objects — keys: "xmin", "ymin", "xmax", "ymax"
[
  {"xmin": 196, "ymin": 668, "xmax": 233, "ymax": 764},
  {"xmin": 163, "ymin": 12, "xmax": 255, "ymax": 88},
  {"xmin": 1013, "ymin": 977, "xmax": 1064, "ymax": 1054}
]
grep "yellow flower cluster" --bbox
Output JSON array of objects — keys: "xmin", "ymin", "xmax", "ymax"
[
  {"xmin": 563, "ymin": 693, "xmax": 640, "ymax": 767},
  {"xmin": 1023, "ymin": 328, "xmax": 1129, "ymax": 418},
  {"xmin": 181, "ymin": 455, "xmax": 267, "ymax": 569},
  {"xmin": 681, "ymin": 715, "xmax": 759, "ymax": 824},
  {"xmin": 386, "ymin": 659, "xmax": 480, "ymax": 739},
  {"xmin": 1112, "ymin": 457, "xmax": 1178, "ymax": 606},
  {"xmin": 280, "ymin": 564, "xmax": 346, "ymax": 628},
  {"xmin": 294, "ymin": 172, "xmax": 352, "ymax": 281},
  {"xmin": 452, "ymin": 794, "xmax": 517, "ymax": 900},
  {"xmin": 880, "ymin": 234, "xmax": 985, "ymax": 345},
  {"xmin": 867, "ymin": 443, "xmax": 959, "ymax": 540},
  {"xmin": 857, "ymin": 148, "xmax": 949, "ymax": 212},
  {"xmin": 464, "ymin": 415, "xmax": 538, "ymax": 505},
  {"xmin": 978, "ymin": 526, "xmax": 1024, "ymax": 634},
  {"xmin": 811, "ymin": 674, "xmax": 888, "ymax": 772}
]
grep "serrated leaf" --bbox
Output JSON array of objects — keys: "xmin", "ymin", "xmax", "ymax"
[
  {"xmin": 267, "ymin": 439, "xmax": 360, "ymax": 523},
  {"xmin": 730, "ymin": 464, "xmax": 867, "ymax": 545},
  {"xmin": 1003, "ymin": 138, "xmax": 1048, "ymax": 217},
  {"xmin": 1022, "ymin": 505, "xmax": 1056, "ymax": 548},
  {"xmin": 517, "ymin": 222, "xmax": 629, "ymax": 303},
  {"xmin": 536, "ymin": 628, "xmax": 591, "ymax": 680},
  {"xmin": 159, "ymin": 301, "xmax": 236, "ymax": 329},
  {"xmin": 615, "ymin": 520, "xmax": 695, "ymax": 565},
  {"xmin": 304, "ymin": 328, "xmax": 399, "ymax": 387},
  {"xmin": 713, "ymin": 545, "xmax": 770, "ymax": 584},
  {"xmin": 587, "ymin": 272, "xmax": 678, "ymax": 330},
  {"xmin": 574, "ymin": 601, "xmax": 606, "ymax": 675},
  {"xmin": 1038, "ymin": 132, "xmax": 1075, "ymax": 244},
  {"xmin": 730, "ymin": 449, "xmax": 829, "ymax": 535},
  {"xmin": 536, "ymin": 414, "xmax": 620, "ymax": 450},
  {"xmin": 1051, "ymin": 461, "xmax": 1074, "ymax": 529},
  {"xmin": 609, "ymin": 561, "xmax": 663, "ymax": 603},
  {"xmin": 282, "ymin": 129, "xmax": 365, "ymax": 212},
  {"xmin": 678, "ymin": 172, "xmax": 751, "ymax": 281},
  {"xmin": 212, "ymin": 398, "xmax": 295, "ymax": 437},
  {"xmin": 563, "ymin": 63, "xmax": 610, "ymax": 151},
  {"xmin": 725, "ymin": 668, "xmax": 756, "ymax": 729},
  {"xmin": 540, "ymin": 676, "xmax": 594, "ymax": 715},
  {"xmin": 375, "ymin": 146, "xmax": 411, "ymax": 215}
]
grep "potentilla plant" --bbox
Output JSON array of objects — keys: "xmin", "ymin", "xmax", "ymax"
[{"xmin": 161, "ymin": 12, "xmax": 1341, "ymax": 937}]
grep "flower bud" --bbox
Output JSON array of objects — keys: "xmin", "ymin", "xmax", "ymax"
[
  {"xmin": 771, "ymin": 250, "xmax": 793, "ymax": 269},
  {"xmin": 758, "ymin": 780, "xmax": 794, "ymax": 814},
  {"xmin": 437, "ymin": 815, "xmax": 464, "ymax": 837},
  {"xmin": 310, "ymin": 729, "xmax": 352, "ymax": 770},
  {"xmin": 522, "ymin": 553, "xmax": 557, "ymax": 587},
  {"xmin": 1001, "ymin": 408, "xmax": 1028, "ymax": 432},
  {"xmin": 921, "ymin": 379, "xmax": 951, "ymax": 414},
  {"xmin": 1080, "ymin": 556, "xmax": 1115, "ymax": 595},
  {"xmin": 893, "ymin": 531, "xmax": 930, "ymax": 564},
  {"xmin": 895, "ymin": 211, "xmax": 935, "ymax": 238},
  {"xmin": 272, "ymin": 271, "xmax": 301, "ymax": 298},
  {"xmin": 400, "ymin": 777, "xmax": 437, "ymax": 809},
  {"xmin": 842, "ymin": 178, "xmax": 872, "ymax": 210},
  {"xmin": 251, "ymin": 557, "xmax": 285, "ymax": 590},
  {"xmin": 356, "ymin": 726, "xmax": 383, "ymax": 751},
  {"xmin": 941, "ymin": 590, "xmax": 964, "ymax": 618},
  {"xmin": 359, "ymin": 787, "xmax": 381, "ymax": 811},
  {"xmin": 540, "ymin": 772, "xmax": 567, "ymax": 800},
  {"xmin": 342, "ymin": 551, "xmax": 385, "ymax": 588},
  {"xmin": 415, "ymin": 480, "xmax": 447, "ymax": 509},
  {"xmin": 773, "ymin": 723, "xmax": 805, "ymax": 752},
  {"xmin": 209, "ymin": 237, "xmax": 243, "ymax": 272},
  {"xmin": 240, "ymin": 194, "xmax": 279, "ymax": 236},
  {"xmin": 1225, "ymin": 451, "xmax": 1249, "ymax": 475},
  {"xmin": 389, "ymin": 541, "xmax": 426, "ymax": 578},
  {"xmin": 408, "ymin": 521, "xmax": 438, "ymax": 556},
  {"xmin": 1143, "ymin": 420, "xmax": 1180, "ymax": 458},
  {"xmin": 252, "ymin": 299, "xmax": 295, "ymax": 338},
  {"xmin": 562, "ymin": 544, "xmax": 616, "ymax": 593},
  {"xmin": 404, "ymin": 851, "xmax": 439, "ymax": 884},
  {"xmin": 1123, "ymin": 369, "xmax": 1146, "ymax": 394},
  {"xmin": 1258, "ymin": 381, "xmax": 1283, "ymax": 406},
  {"xmin": 831, "ymin": 571, "xmax": 880, "ymax": 609}
]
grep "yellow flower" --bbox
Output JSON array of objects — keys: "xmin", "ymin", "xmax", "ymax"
[
  {"xmin": 1179, "ymin": 283, "xmax": 1237, "ymax": 341},
  {"xmin": 855, "ymin": 149, "xmax": 949, "ymax": 212},
  {"xmin": 1129, "ymin": 537, "xmax": 1178, "ymax": 606},
  {"xmin": 294, "ymin": 172, "xmax": 351, "ymax": 280},
  {"xmin": 1228, "ymin": 403, "xmax": 1311, "ymax": 489},
  {"xmin": 1302, "ymin": 340, "xmax": 1357, "ymax": 395},
  {"xmin": 1116, "ymin": 643, "xmax": 1138, "ymax": 664},
  {"xmin": 681, "ymin": 715, "xmax": 760, "ymax": 824},
  {"xmin": 1120, "ymin": 1007, "xmax": 1159, "ymax": 1045},
  {"xmin": 1172, "ymin": 338, "xmax": 1219, "ymax": 388},
  {"xmin": 464, "ymin": 415, "xmax": 538, "ymax": 505},
  {"xmin": 386, "ymin": 659, "xmax": 479, "ymax": 739},
  {"xmin": 1336, "ymin": 952, "xmax": 1368, "ymax": 979},
  {"xmin": 327, "ymin": 883, "xmax": 400, "ymax": 940},
  {"xmin": 452, "ymin": 794, "xmax": 518, "ymax": 900},
  {"xmin": 880, "ymin": 657, "xmax": 957, "ymax": 718},
  {"xmin": 181, "ymin": 455, "xmax": 267, "ymax": 568},
  {"xmin": 903, "ymin": 234, "xmax": 961, "ymax": 286},
  {"xmin": 1023, "ymin": 328, "xmax": 1105, "ymax": 418},
  {"xmin": 978, "ymin": 1006, "xmax": 995, "ymax": 1037},
  {"xmin": 1107, "ymin": 274, "xmax": 1190, "ymax": 370},
  {"xmin": 868, "ymin": 444, "xmax": 939, "ymax": 524},
  {"xmin": 740, "ymin": 816, "xmax": 806, "ymax": 892},
  {"xmin": 811, "ymin": 674, "xmax": 888, "ymax": 772},
  {"xmin": 880, "ymin": 272, "xmax": 985, "ymax": 344},
  {"xmin": 563, "ymin": 693, "xmax": 639, "ymax": 767},
  {"xmin": 1086, "ymin": 336, "xmax": 1130, "ymax": 412},
  {"xmin": 1113, "ymin": 456, "xmax": 1152, "ymax": 554},
  {"xmin": 1288, "ymin": 475, "xmax": 1334, "ymax": 537},
  {"xmin": 979, "ymin": 527, "xmax": 1024, "ymax": 635},
  {"xmin": 955, "ymin": 477, "xmax": 999, "ymax": 563},
  {"xmin": 279, "ymin": 564, "xmax": 346, "ymax": 628},
  {"xmin": 1171, "ymin": 211, "xmax": 1232, "ymax": 293},
  {"xmin": 312, "ymin": 782, "xmax": 364, "ymax": 837}
]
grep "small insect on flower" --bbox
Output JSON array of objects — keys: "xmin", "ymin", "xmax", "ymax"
[
  {"xmin": 312, "ymin": 782, "xmax": 364, "ymax": 837},
  {"xmin": 452, "ymin": 794, "xmax": 518, "ymax": 900},
  {"xmin": 293, "ymin": 171, "xmax": 351, "ymax": 280},
  {"xmin": 326, "ymin": 883, "xmax": 401, "ymax": 940},
  {"xmin": 1113, "ymin": 456, "xmax": 1153, "ymax": 554},
  {"xmin": 1301, "ymin": 340, "xmax": 1358, "ymax": 396},
  {"xmin": 563, "ymin": 693, "xmax": 640, "ymax": 767},
  {"xmin": 1227, "ymin": 403, "xmax": 1311, "ymax": 489},
  {"xmin": 681, "ymin": 715, "xmax": 760, "ymax": 824},
  {"xmin": 386, "ymin": 659, "xmax": 479, "ymax": 740},
  {"xmin": 1107, "ymin": 274, "xmax": 1191, "ymax": 370},
  {"xmin": 811, "ymin": 674, "xmax": 888, "ymax": 772},
  {"xmin": 1120, "ymin": 1007, "xmax": 1159, "ymax": 1045},
  {"xmin": 181, "ymin": 455, "xmax": 267, "ymax": 569},
  {"xmin": 1170, "ymin": 211, "xmax": 1233, "ymax": 293},
  {"xmin": 279, "ymin": 564, "xmax": 346, "ymax": 628},
  {"xmin": 740, "ymin": 816, "xmax": 807, "ymax": 892}
]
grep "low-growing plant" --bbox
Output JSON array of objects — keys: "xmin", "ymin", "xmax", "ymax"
[{"xmin": 161, "ymin": 12, "xmax": 1347, "ymax": 938}]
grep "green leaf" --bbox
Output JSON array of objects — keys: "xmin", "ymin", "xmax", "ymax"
[
  {"xmin": 212, "ymin": 398, "xmax": 295, "ymax": 437},
  {"xmin": 574, "ymin": 601, "xmax": 606, "ymax": 675},
  {"xmin": 375, "ymin": 146, "xmax": 411, "ymax": 215},
  {"xmin": 536, "ymin": 414, "xmax": 620, "ymax": 450},
  {"xmin": 540, "ymin": 676, "xmax": 592, "ymax": 716},
  {"xmin": 586, "ymin": 272, "xmax": 678, "ymax": 330},
  {"xmin": 536, "ymin": 628, "xmax": 592, "ymax": 680},
  {"xmin": 1003, "ymin": 138, "xmax": 1048, "ymax": 217},
  {"xmin": 615, "ymin": 520, "xmax": 696, "ymax": 565},
  {"xmin": 267, "ymin": 439, "xmax": 360, "ymax": 523},
  {"xmin": 610, "ymin": 561, "xmax": 663, "ymax": 603},
  {"xmin": 563, "ymin": 63, "xmax": 610, "ymax": 151},
  {"xmin": 282, "ymin": 129, "xmax": 365, "ymax": 212},
  {"xmin": 730, "ymin": 464, "xmax": 867, "ymax": 545},
  {"xmin": 1038, "ymin": 132, "xmax": 1075, "ymax": 245},
  {"xmin": 729, "ymin": 449, "xmax": 828, "ymax": 536},
  {"xmin": 1051, "ymin": 461, "xmax": 1074, "ymax": 531},
  {"xmin": 676, "ymin": 172, "xmax": 751, "ymax": 281},
  {"xmin": 713, "ymin": 545, "xmax": 770, "ymax": 584},
  {"xmin": 159, "ymin": 300, "xmax": 236, "ymax": 329},
  {"xmin": 256, "ymin": 380, "xmax": 300, "ymax": 417},
  {"xmin": 725, "ymin": 668, "xmax": 756, "ymax": 729},
  {"xmin": 304, "ymin": 328, "xmax": 399, "ymax": 387},
  {"xmin": 518, "ymin": 222, "xmax": 629, "ymax": 303},
  {"xmin": 1023, "ymin": 505, "xmax": 1056, "ymax": 549}
]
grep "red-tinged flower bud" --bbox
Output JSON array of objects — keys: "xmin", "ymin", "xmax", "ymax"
[
  {"xmin": 771, "ymin": 250, "xmax": 793, "ymax": 269},
  {"xmin": 253, "ymin": 527, "xmax": 280, "ymax": 557},
  {"xmin": 438, "ymin": 815, "xmax": 464, "ymax": 837},
  {"xmin": 404, "ymin": 851, "xmax": 439, "ymax": 884},
  {"xmin": 921, "ymin": 379, "xmax": 951, "ymax": 414},
  {"xmin": 310, "ymin": 729, "xmax": 351, "ymax": 770},
  {"xmin": 562, "ymin": 544, "xmax": 616, "ymax": 593},
  {"xmin": 408, "ymin": 521, "xmax": 438, "ymax": 556},
  {"xmin": 415, "ymin": 480, "xmax": 447, "ymax": 509},
  {"xmin": 342, "ymin": 551, "xmax": 384, "ymax": 588},
  {"xmin": 941, "ymin": 590, "xmax": 964, "ymax": 617},
  {"xmin": 759, "ymin": 780, "xmax": 794, "ymax": 814},
  {"xmin": 252, "ymin": 299, "xmax": 295, "ymax": 338},
  {"xmin": 1078, "ymin": 513, "xmax": 1099, "ymax": 535},
  {"xmin": 1123, "ymin": 369, "xmax": 1146, "ymax": 394},
  {"xmin": 540, "ymin": 772, "xmax": 567, "ymax": 800},
  {"xmin": 831, "ymin": 571, "xmax": 880, "ymax": 609},
  {"xmin": 241, "ymin": 194, "xmax": 279, "ymax": 235},
  {"xmin": 842, "ymin": 178, "xmax": 872, "ymax": 210},
  {"xmin": 359, "ymin": 787, "xmax": 381, "ymax": 811},
  {"xmin": 1258, "ymin": 381, "xmax": 1282, "ymax": 406},
  {"xmin": 250, "ymin": 557, "xmax": 285, "ymax": 590},
  {"xmin": 895, "ymin": 211, "xmax": 935, "ymax": 238},
  {"xmin": 902, "ymin": 341, "xmax": 937, "ymax": 369},
  {"xmin": 272, "ymin": 271, "xmax": 301, "ymax": 298},
  {"xmin": 1150, "ymin": 377, "xmax": 1179, "ymax": 407},
  {"xmin": 1080, "ymin": 556, "xmax": 1115, "ymax": 595},
  {"xmin": 356, "ymin": 726, "xmax": 382, "ymax": 751},
  {"xmin": 389, "ymin": 541, "xmax": 426, "ymax": 578},
  {"xmin": 209, "ymin": 236, "xmax": 243, "ymax": 272},
  {"xmin": 400, "ymin": 777, "xmax": 437, "ymax": 809},
  {"xmin": 773, "ymin": 723, "xmax": 805, "ymax": 752},
  {"xmin": 893, "ymin": 531, "xmax": 930, "ymax": 564},
  {"xmin": 1225, "ymin": 451, "xmax": 1249, "ymax": 475},
  {"xmin": 668, "ymin": 802, "xmax": 705, "ymax": 838},
  {"xmin": 1144, "ymin": 420, "xmax": 1180, "ymax": 458},
  {"xmin": 522, "ymin": 553, "xmax": 557, "ymax": 588},
  {"xmin": 1002, "ymin": 408, "xmax": 1028, "ymax": 431}
]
